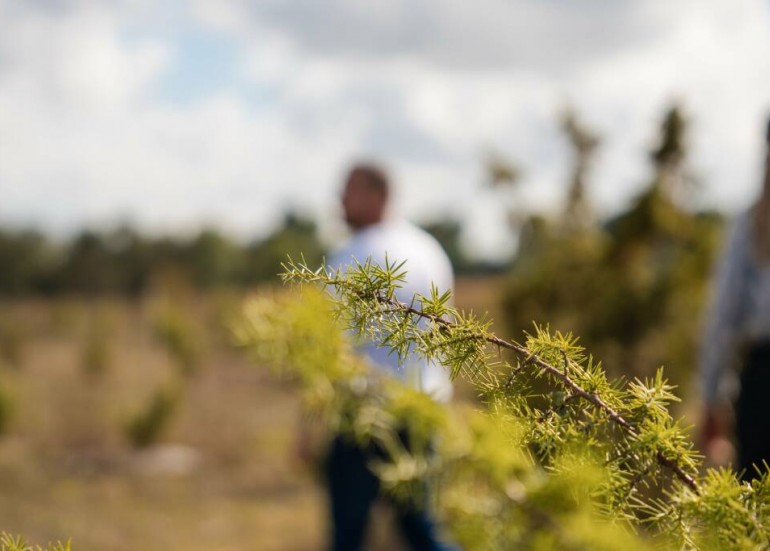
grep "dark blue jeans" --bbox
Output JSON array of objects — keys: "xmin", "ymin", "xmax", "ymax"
[
  {"xmin": 325, "ymin": 432, "xmax": 458, "ymax": 551},
  {"xmin": 736, "ymin": 343, "xmax": 770, "ymax": 481}
]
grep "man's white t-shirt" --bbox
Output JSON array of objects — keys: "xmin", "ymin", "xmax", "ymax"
[{"xmin": 329, "ymin": 219, "xmax": 455, "ymax": 402}]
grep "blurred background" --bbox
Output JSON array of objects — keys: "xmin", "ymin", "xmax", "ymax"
[{"xmin": 0, "ymin": 0, "xmax": 769, "ymax": 549}]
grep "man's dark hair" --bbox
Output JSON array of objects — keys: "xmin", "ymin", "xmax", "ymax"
[{"xmin": 350, "ymin": 163, "xmax": 390, "ymax": 198}]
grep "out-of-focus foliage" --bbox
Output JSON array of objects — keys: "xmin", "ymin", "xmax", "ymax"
[
  {"xmin": 234, "ymin": 257, "xmax": 770, "ymax": 550},
  {"xmin": 0, "ymin": 231, "xmax": 61, "ymax": 295},
  {"xmin": 234, "ymin": 286, "xmax": 650, "ymax": 550},
  {"xmin": 0, "ymin": 533, "xmax": 70, "ymax": 551},
  {"xmin": 560, "ymin": 107, "xmax": 599, "ymax": 232},
  {"xmin": 0, "ymin": 318, "xmax": 26, "ymax": 369},
  {"xmin": 0, "ymin": 382, "xmax": 12, "ymax": 436},
  {"xmin": 502, "ymin": 105, "xmax": 724, "ymax": 395},
  {"xmin": 0, "ymin": 212, "xmax": 325, "ymax": 296},
  {"xmin": 153, "ymin": 304, "xmax": 203, "ymax": 378},
  {"xmin": 81, "ymin": 308, "xmax": 113, "ymax": 380},
  {"xmin": 124, "ymin": 383, "xmax": 181, "ymax": 449},
  {"xmin": 242, "ymin": 213, "xmax": 325, "ymax": 283}
]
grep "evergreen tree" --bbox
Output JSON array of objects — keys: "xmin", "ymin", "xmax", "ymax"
[
  {"xmin": 560, "ymin": 108, "xmax": 600, "ymax": 232},
  {"xmin": 502, "ymin": 104, "xmax": 723, "ymax": 394}
]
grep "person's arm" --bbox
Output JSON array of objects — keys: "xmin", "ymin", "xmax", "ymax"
[{"xmin": 699, "ymin": 217, "xmax": 749, "ymax": 451}]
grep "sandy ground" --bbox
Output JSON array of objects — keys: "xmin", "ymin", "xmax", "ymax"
[{"xmin": 0, "ymin": 277, "xmax": 505, "ymax": 550}]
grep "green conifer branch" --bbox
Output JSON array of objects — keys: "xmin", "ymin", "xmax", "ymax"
[
  {"xmin": 280, "ymin": 256, "xmax": 700, "ymax": 494},
  {"xmin": 233, "ymin": 289, "xmax": 656, "ymax": 549},
  {"xmin": 0, "ymin": 533, "xmax": 71, "ymax": 551}
]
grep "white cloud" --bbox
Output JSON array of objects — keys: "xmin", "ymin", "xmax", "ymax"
[
  {"xmin": 1, "ymin": 0, "xmax": 769, "ymax": 262},
  {"xmin": 0, "ymin": 2, "xmax": 359, "ymax": 237},
  {"xmin": 0, "ymin": 4, "xmax": 169, "ymax": 111}
]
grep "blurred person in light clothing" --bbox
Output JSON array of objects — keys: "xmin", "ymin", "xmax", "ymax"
[
  {"xmin": 311, "ymin": 163, "xmax": 459, "ymax": 551},
  {"xmin": 700, "ymin": 118, "xmax": 770, "ymax": 480}
]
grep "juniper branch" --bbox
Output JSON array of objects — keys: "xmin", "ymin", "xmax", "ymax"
[{"xmin": 281, "ymin": 257, "xmax": 700, "ymax": 494}]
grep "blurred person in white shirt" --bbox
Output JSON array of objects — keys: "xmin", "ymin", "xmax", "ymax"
[
  {"xmin": 311, "ymin": 163, "xmax": 459, "ymax": 551},
  {"xmin": 330, "ymin": 164, "xmax": 454, "ymax": 402}
]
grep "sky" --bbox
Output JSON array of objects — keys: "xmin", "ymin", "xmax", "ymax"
[{"xmin": 1, "ymin": 0, "xmax": 770, "ymax": 260}]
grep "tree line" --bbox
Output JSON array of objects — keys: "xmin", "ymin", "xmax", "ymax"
[
  {"xmin": 0, "ymin": 214, "xmax": 497, "ymax": 296},
  {"xmin": 0, "ymin": 213, "xmax": 326, "ymax": 296}
]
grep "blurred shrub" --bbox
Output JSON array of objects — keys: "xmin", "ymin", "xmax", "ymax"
[
  {"xmin": 0, "ymin": 382, "xmax": 12, "ymax": 437},
  {"xmin": 501, "ymin": 105, "xmax": 723, "ymax": 396},
  {"xmin": 208, "ymin": 289, "xmax": 242, "ymax": 349},
  {"xmin": 241, "ymin": 213, "xmax": 325, "ymax": 283},
  {"xmin": 503, "ymin": 210, "xmax": 721, "ymax": 395},
  {"xmin": 153, "ymin": 304, "xmax": 202, "ymax": 378},
  {"xmin": 0, "ymin": 318, "xmax": 26, "ymax": 369},
  {"xmin": 81, "ymin": 323, "xmax": 111, "ymax": 381},
  {"xmin": 80, "ymin": 302, "xmax": 119, "ymax": 380},
  {"xmin": 125, "ymin": 384, "xmax": 181, "ymax": 449},
  {"xmin": 49, "ymin": 298, "xmax": 85, "ymax": 338},
  {"xmin": 0, "ymin": 230, "xmax": 61, "ymax": 295}
]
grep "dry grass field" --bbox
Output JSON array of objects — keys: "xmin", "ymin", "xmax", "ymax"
[{"xmin": 0, "ymin": 276, "xmax": 505, "ymax": 550}]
